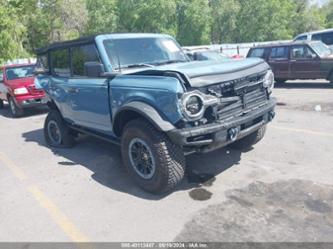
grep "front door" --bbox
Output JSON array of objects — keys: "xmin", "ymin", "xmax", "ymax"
[
  {"xmin": 268, "ymin": 46, "xmax": 290, "ymax": 80},
  {"xmin": 289, "ymin": 45, "xmax": 321, "ymax": 79},
  {"xmin": 67, "ymin": 43, "xmax": 112, "ymax": 134}
]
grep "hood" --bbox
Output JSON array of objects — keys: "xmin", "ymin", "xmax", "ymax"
[
  {"xmin": 6, "ymin": 77, "xmax": 35, "ymax": 89},
  {"xmin": 127, "ymin": 58, "xmax": 269, "ymax": 88}
]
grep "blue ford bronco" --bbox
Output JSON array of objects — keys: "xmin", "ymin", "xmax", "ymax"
[{"xmin": 35, "ymin": 34, "xmax": 276, "ymax": 194}]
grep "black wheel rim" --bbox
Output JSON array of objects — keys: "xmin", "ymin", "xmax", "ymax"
[
  {"xmin": 47, "ymin": 120, "xmax": 62, "ymax": 145},
  {"xmin": 128, "ymin": 138, "xmax": 156, "ymax": 180}
]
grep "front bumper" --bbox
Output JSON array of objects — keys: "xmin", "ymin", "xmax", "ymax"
[
  {"xmin": 167, "ymin": 98, "xmax": 276, "ymax": 153},
  {"xmin": 15, "ymin": 95, "xmax": 48, "ymax": 108}
]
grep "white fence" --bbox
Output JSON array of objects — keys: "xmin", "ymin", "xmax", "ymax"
[
  {"xmin": 5, "ymin": 58, "xmax": 36, "ymax": 66},
  {"xmin": 184, "ymin": 40, "xmax": 291, "ymax": 57}
]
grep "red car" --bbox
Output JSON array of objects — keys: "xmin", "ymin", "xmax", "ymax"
[{"xmin": 0, "ymin": 64, "xmax": 46, "ymax": 117}]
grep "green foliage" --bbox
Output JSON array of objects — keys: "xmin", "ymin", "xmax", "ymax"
[
  {"xmin": 85, "ymin": 0, "xmax": 118, "ymax": 34},
  {"xmin": 117, "ymin": 0, "xmax": 177, "ymax": 35},
  {"xmin": 1, "ymin": 0, "xmax": 333, "ymax": 63},
  {"xmin": 176, "ymin": 0, "xmax": 211, "ymax": 45}
]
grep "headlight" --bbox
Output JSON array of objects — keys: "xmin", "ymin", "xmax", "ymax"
[
  {"xmin": 14, "ymin": 87, "xmax": 29, "ymax": 95},
  {"xmin": 263, "ymin": 70, "xmax": 274, "ymax": 93},
  {"xmin": 181, "ymin": 92, "xmax": 205, "ymax": 121}
]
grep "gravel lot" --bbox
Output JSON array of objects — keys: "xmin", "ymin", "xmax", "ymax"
[{"xmin": 0, "ymin": 80, "xmax": 332, "ymax": 242}]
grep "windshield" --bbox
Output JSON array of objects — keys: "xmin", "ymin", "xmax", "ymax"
[
  {"xmin": 103, "ymin": 37, "xmax": 189, "ymax": 70},
  {"xmin": 311, "ymin": 42, "xmax": 331, "ymax": 57},
  {"xmin": 5, "ymin": 66, "xmax": 35, "ymax": 80}
]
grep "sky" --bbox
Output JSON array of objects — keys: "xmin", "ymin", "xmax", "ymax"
[{"xmin": 312, "ymin": 0, "xmax": 328, "ymax": 6}]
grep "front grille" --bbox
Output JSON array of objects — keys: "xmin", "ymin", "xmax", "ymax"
[
  {"xmin": 27, "ymin": 85, "xmax": 44, "ymax": 95},
  {"xmin": 205, "ymin": 72, "xmax": 268, "ymax": 120}
]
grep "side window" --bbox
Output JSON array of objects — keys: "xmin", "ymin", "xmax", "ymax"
[
  {"xmin": 295, "ymin": 35, "xmax": 307, "ymax": 41},
  {"xmin": 320, "ymin": 32, "xmax": 333, "ymax": 45},
  {"xmin": 71, "ymin": 44, "xmax": 101, "ymax": 77},
  {"xmin": 36, "ymin": 53, "xmax": 49, "ymax": 72},
  {"xmin": 248, "ymin": 48, "xmax": 265, "ymax": 58},
  {"xmin": 312, "ymin": 34, "xmax": 322, "ymax": 41},
  {"xmin": 291, "ymin": 46, "xmax": 316, "ymax": 59},
  {"xmin": 0, "ymin": 69, "xmax": 3, "ymax": 82},
  {"xmin": 270, "ymin": 47, "xmax": 288, "ymax": 59},
  {"xmin": 50, "ymin": 49, "xmax": 70, "ymax": 77}
]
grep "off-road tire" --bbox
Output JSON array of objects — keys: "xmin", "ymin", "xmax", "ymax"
[
  {"xmin": 121, "ymin": 118, "xmax": 185, "ymax": 194},
  {"xmin": 229, "ymin": 125, "xmax": 267, "ymax": 151},
  {"xmin": 44, "ymin": 110, "xmax": 75, "ymax": 148},
  {"xmin": 8, "ymin": 97, "xmax": 24, "ymax": 117},
  {"xmin": 0, "ymin": 99, "xmax": 4, "ymax": 109}
]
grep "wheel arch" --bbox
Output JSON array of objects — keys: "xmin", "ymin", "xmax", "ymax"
[{"xmin": 113, "ymin": 101, "xmax": 175, "ymax": 137}]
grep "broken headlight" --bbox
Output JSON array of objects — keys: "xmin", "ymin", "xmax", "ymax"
[
  {"xmin": 263, "ymin": 70, "xmax": 275, "ymax": 93},
  {"xmin": 181, "ymin": 91, "xmax": 218, "ymax": 121}
]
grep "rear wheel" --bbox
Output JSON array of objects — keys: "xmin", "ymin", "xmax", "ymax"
[
  {"xmin": 0, "ymin": 99, "xmax": 4, "ymax": 109},
  {"xmin": 229, "ymin": 125, "xmax": 267, "ymax": 151},
  {"xmin": 121, "ymin": 118, "xmax": 185, "ymax": 194},
  {"xmin": 44, "ymin": 110, "xmax": 75, "ymax": 148},
  {"xmin": 8, "ymin": 97, "xmax": 23, "ymax": 117}
]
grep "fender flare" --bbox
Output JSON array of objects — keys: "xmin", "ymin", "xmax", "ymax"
[{"xmin": 112, "ymin": 101, "xmax": 176, "ymax": 136}]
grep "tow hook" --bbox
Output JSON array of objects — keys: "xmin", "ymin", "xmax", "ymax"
[
  {"xmin": 268, "ymin": 111, "xmax": 276, "ymax": 121},
  {"xmin": 228, "ymin": 127, "xmax": 240, "ymax": 142}
]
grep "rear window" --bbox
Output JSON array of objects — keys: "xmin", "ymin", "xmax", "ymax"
[
  {"xmin": 5, "ymin": 66, "xmax": 35, "ymax": 80},
  {"xmin": 313, "ymin": 32, "xmax": 333, "ymax": 45},
  {"xmin": 270, "ymin": 47, "xmax": 288, "ymax": 59},
  {"xmin": 248, "ymin": 48, "xmax": 266, "ymax": 58}
]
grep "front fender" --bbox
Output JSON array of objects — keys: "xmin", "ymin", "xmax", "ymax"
[{"xmin": 113, "ymin": 101, "xmax": 176, "ymax": 136}]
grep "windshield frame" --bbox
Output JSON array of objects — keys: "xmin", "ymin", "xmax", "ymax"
[
  {"xmin": 103, "ymin": 37, "xmax": 189, "ymax": 71},
  {"xmin": 5, "ymin": 65, "xmax": 35, "ymax": 81}
]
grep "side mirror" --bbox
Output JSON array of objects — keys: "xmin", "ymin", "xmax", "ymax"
[
  {"xmin": 33, "ymin": 67, "xmax": 47, "ymax": 75},
  {"xmin": 84, "ymin": 62, "xmax": 105, "ymax": 77}
]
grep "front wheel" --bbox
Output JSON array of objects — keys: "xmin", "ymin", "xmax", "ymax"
[
  {"xmin": 229, "ymin": 125, "xmax": 267, "ymax": 151},
  {"xmin": 8, "ymin": 97, "xmax": 23, "ymax": 117},
  {"xmin": 121, "ymin": 118, "xmax": 185, "ymax": 194},
  {"xmin": 44, "ymin": 110, "xmax": 75, "ymax": 148}
]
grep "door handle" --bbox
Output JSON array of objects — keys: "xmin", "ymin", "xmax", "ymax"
[
  {"xmin": 290, "ymin": 60, "xmax": 297, "ymax": 62},
  {"xmin": 67, "ymin": 87, "xmax": 79, "ymax": 94}
]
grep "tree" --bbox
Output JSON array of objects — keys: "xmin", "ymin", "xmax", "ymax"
[
  {"xmin": 85, "ymin": 0, "xmax": 118, "ymax": 35},
  {"xmin": 290, "ymin": 0, "xmax": 326, "ymax": 36},
  {"xmin": 117, "ymin": 0, "xmax": 177, "ymax": 36},
  {"xmin": 210, "ymin": 0, "xmax": 241, "ymax": 43},
  {"xmin": 25, "ymin": 0, "xmax": 87, "ymax": 52},
  {"xmin": 176, "ymin": 0, "xmax": 211, "ymax": 45},
  {"xmin": 0, "ymin": 0, "xmax": 28, "ymax": 63},
  {"xmin": 234, "ymin": 0, "xmax": 295, "ymax": 42}
]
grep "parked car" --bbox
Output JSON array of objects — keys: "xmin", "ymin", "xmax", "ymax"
[
  {"xmin": 247, "ymin": 41, "xmax": 333, "ymax": 86},
  {"xmin": 35, "ymin": 33, "xmax": 276, "ymax": 194},
  {"xmin": 183, "ymin": 47, "xmax": 231, "ymax": 61},
  {"xmin": 0, "ymin": 64, "xmax": 46, "ymax": 117},
  {"xmin": 294, "ymin": 28, "xmax": 333, "ymax": 48}
]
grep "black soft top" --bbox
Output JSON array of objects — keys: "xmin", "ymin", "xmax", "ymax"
[{"xmin": 36, "ymin": 35, "xmax": 97, "ymax": 55}]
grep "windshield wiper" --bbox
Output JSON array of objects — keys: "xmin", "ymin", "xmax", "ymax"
[
  {"xmin": 155, "ymin": 59, "xmax": 188, "ymax": 66},
  {"xmin": 121, "ymin": 63, "xmax": 155, "ymax": 69}
]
